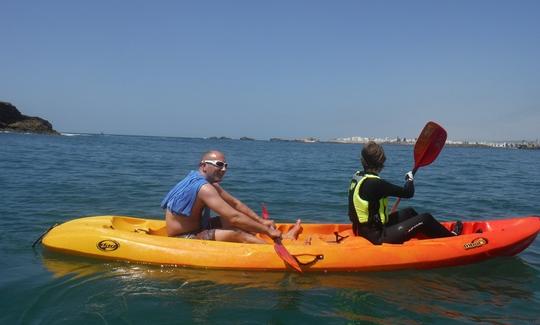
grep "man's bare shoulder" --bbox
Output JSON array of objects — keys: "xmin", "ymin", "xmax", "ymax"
[{"xmin": 198, "ymin": 183, "xmax": 219, "ymax": 197}]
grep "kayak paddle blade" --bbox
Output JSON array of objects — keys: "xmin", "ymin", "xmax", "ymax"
[
  {"xmin": 274, "ymin": 239, "xmax": 302, "ymax": 272},
  {"xmin": 391, "ymin": 121, "xmax": 447, "ymax": 213},
  {"xmin": 261, "ymin": 203, "xmax": 302, "ymax": 272},
  {"xmin": 413, "ymin": 121, "xmax": 447, "ymax": 170},
  {"xmin": 261, "ymin": 203, "xmax": 269, "ymax": 220}
]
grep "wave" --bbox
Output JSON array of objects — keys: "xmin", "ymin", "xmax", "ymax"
[{"xmin": 60, "ymin": 133, "xmax": 93, "ymax": 137}]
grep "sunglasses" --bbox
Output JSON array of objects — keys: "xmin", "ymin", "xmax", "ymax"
[{"xmin": 201, "ymin": 160, "xmax": 228, "ymax": 169}]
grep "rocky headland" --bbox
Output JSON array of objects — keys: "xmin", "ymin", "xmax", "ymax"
[{"xmin": 0, "ymin": 101, "xmax": 59, "ymax": 135}]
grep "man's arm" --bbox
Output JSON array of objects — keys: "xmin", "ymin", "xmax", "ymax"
[
  {"xmin": 198, "ymin": 184, "xmax": 279, "ymax": 237},
  {"xmin": 213, "ymin": 183, "xmax": 275, "ymax": 228}
]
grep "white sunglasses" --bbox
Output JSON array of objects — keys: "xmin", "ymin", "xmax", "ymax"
[{"xmin": 201, "ymin": 160, "xmax": 228, "ymax": 169}]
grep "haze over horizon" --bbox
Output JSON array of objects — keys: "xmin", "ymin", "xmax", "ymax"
[{"xmin": 2, "ymin": 1, "xmax": 539, "ymax": 142}]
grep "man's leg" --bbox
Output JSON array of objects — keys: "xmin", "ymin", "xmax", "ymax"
[
  {"xmin": 282, "ymin": 219, "xmax": 302, "ymax": 240},
  {"xmin": 383, "ymin": 213, "xmax": 454, "ymax": 244},
  {"xmin": 213, "ymin": 228, "xmax": 267, "ymax": 244},
  {"xmin": 387, "ymin": 207, "xmax": 418, "ymax": 226}
]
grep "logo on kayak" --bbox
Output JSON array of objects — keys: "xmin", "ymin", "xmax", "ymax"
[
  {"xmin": 97, "ymin": 240, "xmax": 120, "ymax": 252},
  {"xmin": 463, "ymin": 237, "xmax": 488, "ymax": 250}
]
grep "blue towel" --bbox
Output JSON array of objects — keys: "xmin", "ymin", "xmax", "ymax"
[{"xmin": 160, "ymin": 170, "xmax": 208, "ymax": 216}]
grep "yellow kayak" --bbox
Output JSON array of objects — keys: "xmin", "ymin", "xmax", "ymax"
[{"xmin": 41, "ymin": 215, "xmax": 540, "ymax": 272}]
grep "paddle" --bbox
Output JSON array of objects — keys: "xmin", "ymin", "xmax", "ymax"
[
  {"xmin": 390, "ymin": 121, "xmax": 447, "ymax": 213},
  {"xmin": 261, "ymin": 204, "xmax": 302, "ymax": 272}
]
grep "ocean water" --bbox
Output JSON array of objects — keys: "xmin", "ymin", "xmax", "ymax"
[{"xmin": 1, "ymin": 132, "xmax": 539, "ymax": 324}]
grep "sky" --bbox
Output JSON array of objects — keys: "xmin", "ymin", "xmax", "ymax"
[{"xmin": 1, "ymin": 1, "xmax": 539, "ymax": 141}]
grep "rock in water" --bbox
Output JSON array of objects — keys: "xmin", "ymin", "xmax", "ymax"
[{"xmin": 0, "ymin": 101, "xmax": 59, "ymax": 135}]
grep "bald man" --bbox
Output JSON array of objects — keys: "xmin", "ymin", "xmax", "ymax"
[{"xmin": 161, "ymin": 150, "xmax": 301, "ymax": 243}]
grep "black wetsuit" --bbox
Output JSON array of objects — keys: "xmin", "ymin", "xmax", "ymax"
[{"xmin": 349, "ymin": 172, "xmax": 455, "ymax": 244}]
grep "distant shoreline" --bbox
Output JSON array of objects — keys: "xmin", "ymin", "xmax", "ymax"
[
  {"xmin": 327, "ymin": 139, "xmax": 540, "ymax": 150},
  {"xmin": 3, "ymin": 131, "xmax": 537, "ymax": 150}
]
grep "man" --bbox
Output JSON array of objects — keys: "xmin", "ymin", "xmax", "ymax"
[{"xmin": 161, "ymin": 150, "xmax": 301, "ymax": 243}]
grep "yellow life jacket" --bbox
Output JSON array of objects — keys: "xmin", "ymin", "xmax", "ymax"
[{"xmin": 348, "ymin": 172, "xmax": 388, "ymax": 225}]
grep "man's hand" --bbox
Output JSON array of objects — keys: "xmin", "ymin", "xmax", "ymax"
[
  {"xmin": 261, "ymin": 218, "xmax": 276, "ymax": 229},
  {"xmin": 267, "ymin": 227, "xmax": 282, "ymax": 240}
]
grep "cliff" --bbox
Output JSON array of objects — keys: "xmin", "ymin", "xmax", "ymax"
[{"xmin": 0, "ymin": 101, "xmax": 59, "ymax": 135}]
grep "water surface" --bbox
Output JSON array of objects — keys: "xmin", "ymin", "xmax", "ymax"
[{"xmin": 1, "ymin": 133, "xmax": 539, "ymax": 324}]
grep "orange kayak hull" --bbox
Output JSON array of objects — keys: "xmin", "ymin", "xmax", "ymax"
[{"xmin": 41, "ymin": 215, "xmax": 540, "ymax": 272}]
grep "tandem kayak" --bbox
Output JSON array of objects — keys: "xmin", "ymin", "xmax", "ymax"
[{"xmin": 40, "ymin": 215, "xmax": 540, "ymax": 272}]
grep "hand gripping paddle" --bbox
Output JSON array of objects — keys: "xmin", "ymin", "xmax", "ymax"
[
  {"xmin": 391, "ymin": 121, "xmax": 447, "ymax": 213},
  {"xmin": 262, "ymin": 204, "xmax": 302, "ymax": 272}
]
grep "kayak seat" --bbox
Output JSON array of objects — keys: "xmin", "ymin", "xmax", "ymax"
[
  {"xmin": 112, "ymin": 216, "xmax": 148, "ymax": 231},
  {"xmin": 148, "ymin": 227, "xmax": 168, "ymax": 236},
  {"xmin": 470, "ymin": 222, "xmax": 487, "ymax": 234},
  {"xmin": 111, "ymin": 216, "xmax": 168, "ymax": 236}
]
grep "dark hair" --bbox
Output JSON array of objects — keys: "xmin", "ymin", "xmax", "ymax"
[{"xmin": 361, "ymin": 141, "xmax": 386, "ymax": 170}]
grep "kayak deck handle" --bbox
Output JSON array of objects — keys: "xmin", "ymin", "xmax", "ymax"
[
  {"xmin": 293, "ymin": 254, "xmax": 324, "ymax": 266},
  {"xmin": 326, "ymin": 231, "xmax": 349, "ymax": 244},
  {"xmin": 32, "ymin": 223, "xmax": 59, "ymax": 248}
]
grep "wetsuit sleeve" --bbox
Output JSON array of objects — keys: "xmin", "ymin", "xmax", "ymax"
[{"xmin": 359, "ymin": 177, "xmax": 414, "ymax": 201}]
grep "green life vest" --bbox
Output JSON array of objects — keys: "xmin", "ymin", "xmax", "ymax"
[{"xmin": 348, "ymin": 172, "xmax": 388, "ymax": 225}]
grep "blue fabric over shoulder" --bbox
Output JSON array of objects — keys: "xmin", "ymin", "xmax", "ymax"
[{"xmin": 160, "ymin": 170, "xmax": 208, "ymax": 216}]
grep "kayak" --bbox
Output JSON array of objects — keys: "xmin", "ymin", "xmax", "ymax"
[{"xmin": 40, "ymin": 215, "xmax": 540, "ymax": 272}]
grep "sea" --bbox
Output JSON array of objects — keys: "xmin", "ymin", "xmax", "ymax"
[{"xmin": 1, "ymin": 132, "xmax": 539, "ymax": 324}]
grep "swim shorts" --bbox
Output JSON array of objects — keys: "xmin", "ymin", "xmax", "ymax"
[
  {"xmin": 176, "ymin": 216, "xmax": 222, "ymax": 240},
  {"xmin": 177, "ymin": 229, "xmax": 216, "ymax": 240}
]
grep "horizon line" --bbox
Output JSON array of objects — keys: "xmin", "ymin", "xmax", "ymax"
[{"xmin": 53, "ymin": 131, "xmax": 540, "ymax": 145}]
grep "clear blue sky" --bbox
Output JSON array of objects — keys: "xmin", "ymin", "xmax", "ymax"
[{"xmin": 2, "ymin": 1, "xmax": 539, "ymax": 141}]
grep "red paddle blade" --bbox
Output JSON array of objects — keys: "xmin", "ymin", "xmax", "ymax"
[
  {"xmin": 261, "ymin": 203, "xmax": 302, "ymax": 272},
  {"xmin": 414, "ymin": 121, "xmax": 447, "ymax": 170},
  {"xmin": 274, "ymin": 239, "xmax": 302, "ymax": 272},
  {"xmin": 392, "ymin": 121, "xmax": 447, "ymax": 213},
  {"xmin": 261, "ymin": 204, "xmax": 269, "ymax": 220}
]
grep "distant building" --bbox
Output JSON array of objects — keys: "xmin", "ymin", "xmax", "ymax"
[{"xmin": 328, "ymin": 136, "xmax": 539, "ymax": 149}]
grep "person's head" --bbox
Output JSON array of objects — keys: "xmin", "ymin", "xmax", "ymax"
[
  {"xmin": 199, "ymin": 150, "xmax": 228, "ymax": 183},
  {"xmin": 361, "ymin": 141, "xmax": 386, "ymax": 173}
]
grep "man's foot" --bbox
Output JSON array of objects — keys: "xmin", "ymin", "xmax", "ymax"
[
  {"xmin": 283, "ymin": 219, "xmax": 302, "ymax": 240},
  {"xmin": 451, "ymin": 221, "xmax": 463, "ymax": 236}
]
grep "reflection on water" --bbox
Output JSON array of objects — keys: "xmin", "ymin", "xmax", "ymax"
[{"xmin": 35, "ymin": 252, "xmax": 540, "ymax": 324}]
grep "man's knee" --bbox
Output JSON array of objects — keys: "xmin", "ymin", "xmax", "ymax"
[
  {"xmin": 218, "ymin": 229, "xmax": 252, "ymax": 243},
  {"xmin": 234, "ymin": 230, "xmax": 251, "ymax": 242},
  {"xmin": 417, "ymin": 212, "xmax": 436, "ymax": 223}
]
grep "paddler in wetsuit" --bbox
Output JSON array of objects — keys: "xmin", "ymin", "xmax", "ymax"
[{"xmin": 348, "ymin": 141, "xmax": 462, "ymax": 244}]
